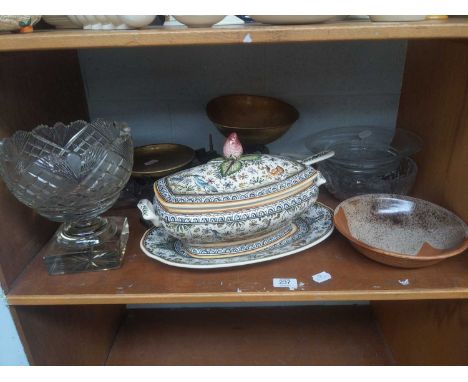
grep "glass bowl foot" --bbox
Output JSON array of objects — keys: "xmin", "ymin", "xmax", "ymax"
[{"xmin": 42, "ymin": 216, "xmax": 129, "ymax": 275}]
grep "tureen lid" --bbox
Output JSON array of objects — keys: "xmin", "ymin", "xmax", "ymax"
[{"xmin": 154, "ymin": 133, "xmax": 320, "ymax": 208}]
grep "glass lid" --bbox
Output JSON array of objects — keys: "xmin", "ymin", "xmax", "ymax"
[{"xmin": 305, "ymin": 126, "xmax": 422, "ymax": 159}]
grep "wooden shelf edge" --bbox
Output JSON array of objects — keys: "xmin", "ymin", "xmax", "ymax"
[
  {"xmin": 7, "ymin": 288, "xmax": 468, "ymax": 306},
  {"xmin": 1, "ymin": 20, "xmax": 468, "ymax": 52}
]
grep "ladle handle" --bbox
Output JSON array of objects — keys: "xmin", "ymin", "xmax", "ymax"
[{"xmin": 300, "ymin": 150, "xmax": 335, "ymax": 166}]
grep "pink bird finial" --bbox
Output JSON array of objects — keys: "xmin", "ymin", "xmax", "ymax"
[{"xmin": 223, "ymin": 132, "xmax": 243, "ymax": 159}]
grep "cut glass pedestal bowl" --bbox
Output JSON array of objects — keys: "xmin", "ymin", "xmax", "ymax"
[{"xmin": 0, "ymin": 119, "xmax": 133, "ymax": 274}]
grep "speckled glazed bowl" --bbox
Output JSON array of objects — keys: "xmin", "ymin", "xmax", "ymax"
[{"xmin": 334, "ymin": 194, "xmax": 468, "ymax": 268}]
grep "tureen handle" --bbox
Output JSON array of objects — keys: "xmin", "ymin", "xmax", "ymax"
[
  {"xmin": 137, "ymin": 199, "xmax": 162, "ymax": 228},
  {"xmin": 300, "ymin": 150, "xmax": 335, "ymax": 166},
  {"xmin": 314, "ymin": 172, "xmax": 327, "ymax": 187}
]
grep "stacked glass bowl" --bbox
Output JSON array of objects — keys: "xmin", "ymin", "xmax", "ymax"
[{"xmin": 305, "ymin": 126, "xmax": 422, "ymax": 200}]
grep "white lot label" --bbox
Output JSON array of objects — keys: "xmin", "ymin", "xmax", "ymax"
[
  {"xmin": 273, "ymin": 278, "xmax": 298, "ymax": 291},
  {"xmin": 312, "ymin": 271, "xmax": 332, "ymax": 284},
  {"xmin": 144, "ymin": 159, "xmax": 159, "ymax": 166}
]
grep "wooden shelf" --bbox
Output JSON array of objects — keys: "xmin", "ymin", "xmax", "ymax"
[
  {"xmin": 7, "ymin": 194, "xmax": 468, "ymax": 306},
  {"xmin": 106, "ymin": 305, "xmax": 393, "ymax": 365},
  {"xmin": 1, "ymin": 19, "xmax": 468, "ymax": 52},
  {"xmin": 1, "ymin": 30, "xmax": 467, "ymax": 366}
]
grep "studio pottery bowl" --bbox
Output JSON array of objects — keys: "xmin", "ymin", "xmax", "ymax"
[
  {"xmin": 334, "ymin": 194, "xmax": 468, "ymax": 268},
  {"xmin": 138, "ymin": 134, "xmax": 329, "ymax": 248},
  {"xmin": 206, "ymin": 95, "xmax": 299, "ymax": 145}
]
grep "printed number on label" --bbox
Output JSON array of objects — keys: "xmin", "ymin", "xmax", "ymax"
[{"xmin": 273, "ymin": 278, "xmax": 298, "ymax": 290}]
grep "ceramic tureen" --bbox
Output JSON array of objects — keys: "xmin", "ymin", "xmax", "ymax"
[{"xmin": 138, "ymin": 133, "xmax": 331, "ymax": 251}]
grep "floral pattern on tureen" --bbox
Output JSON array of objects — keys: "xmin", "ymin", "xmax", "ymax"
[
  {"xmin": 156, "ymin": 184, "xmax": 318, "ymax": 242},
  {"xmin": 167, "ymin": 155, "xmax": 305, "ymax": 194},
  {"xmin": 155, "ymin": 132, "xmax": 319, "ymax": 206}
]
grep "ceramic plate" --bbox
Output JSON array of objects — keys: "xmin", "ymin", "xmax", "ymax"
[{"xmin": 140, "ymin": 202, "xmax": 334, "ymax": 269}]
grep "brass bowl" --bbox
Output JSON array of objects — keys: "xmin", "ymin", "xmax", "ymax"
[
  {"xmin": 206, "ymin": 95, "xmax": 299, "ymax": 145},
  {"xmin": 132, "ymin": 143, "xmax": 195, "ymax": 178}
]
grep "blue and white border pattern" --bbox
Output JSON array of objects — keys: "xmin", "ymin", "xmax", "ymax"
[
  {"xmin": 156, "ymin": 167, "xmax": 315, "ymax": 204},
  {"xmin": 177, "ymin": 223, "xmax": 297, "ymax": 257},
  {"xmin": 140, "ymin": 202, "xmax": 334, "ymax": 269},
  {"xmin": 155, "ymin": 184, "xmax": 319, "ymax": 224}
]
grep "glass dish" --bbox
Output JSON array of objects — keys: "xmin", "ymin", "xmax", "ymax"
[
  {"xmin": 327, "ymin": 141, "xmax": 401, "ymax": 174},
  {"xmin": 319, "ymin": 157, "xmax": 418, "ymax": 200},
  {"xmin": 304, "ymin": 126, "xmax": 422, "ymax": 200},
  {"xmin": 305, "ymin": 126, "xmax": 422, "ymax": 159},
  {"xmin": 0, "ymin": 119, "xmax": 133, "ymax": 274}
]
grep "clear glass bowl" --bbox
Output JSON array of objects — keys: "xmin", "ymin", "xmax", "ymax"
[
  {"xmin": 0, "ymin": 119, "xmax": 133, "ymax": 222},
  {"xmin": 0, "ymin": 119, "xmax": 134, "ymax": 274},
  {"xmin": 327, "ymin": 141, "xmax": 401, "ymax": 174},
  {"xmin": 319, "ymin": 157, "xmax": 418, "ymax": 200},
  {"xmin": 305, "ymin": 126, "xmax": 422, "ymax": 171},
  {"xmin": 304, "ymin": 126, "xmax": 422, "ymax": 200},
  {"xmin": 305, "ymin": 126, "xmax": 422, "ymax": 158}
]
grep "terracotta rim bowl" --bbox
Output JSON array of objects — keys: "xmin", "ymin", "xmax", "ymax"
[
  {"xmin": 334, "ymin": 194, "xmax": 468, "ymax": 268},
  {"xmin": 206, "ymin": 94, "xmax": 299, "ymax": 145}
]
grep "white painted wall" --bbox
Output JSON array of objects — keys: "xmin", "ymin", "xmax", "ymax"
[{"xmin": 79, "ymin": 40, "xmax": 407, "ymax": 154}]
